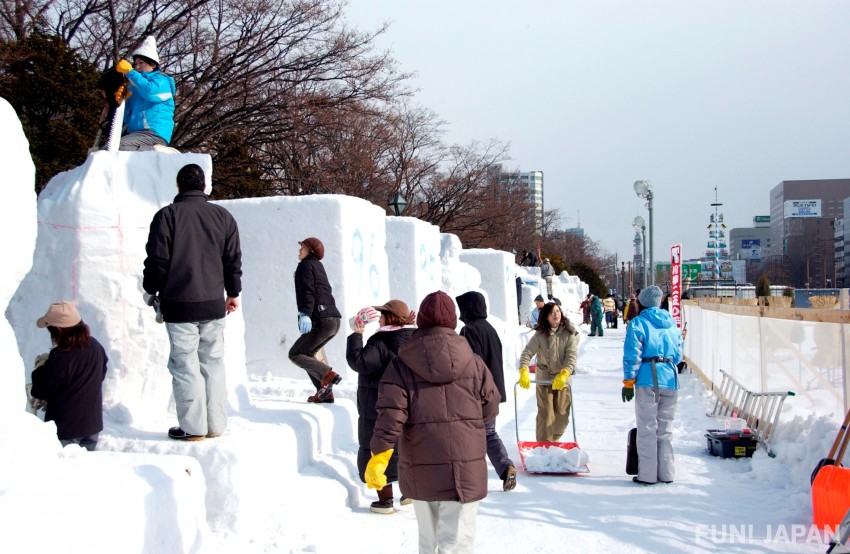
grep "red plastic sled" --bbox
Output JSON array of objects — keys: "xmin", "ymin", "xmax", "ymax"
[{"xmin": 514, "ymin": 380, "xmax": 589, "ymax": 474}]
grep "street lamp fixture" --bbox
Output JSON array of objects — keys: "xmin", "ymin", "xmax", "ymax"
[
  {"xmin": 632, "ymin": 215, "xmax": 647, "ymax": 288},
  {"xmin": 389, "ymin": 191, "xmax": 408, "ymax": 216},
  {"xmin": 634, "ymin": 180, "xmax": 654, "ymax": 285}
]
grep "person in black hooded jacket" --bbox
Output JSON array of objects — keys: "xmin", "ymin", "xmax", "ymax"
[
  {"xmin": 346, "ymin": 299, "xmax": 415, "ymax": 514},
  {"xmin": 456, "ymin": 290, "xmax": 517, "ymax": 492}
]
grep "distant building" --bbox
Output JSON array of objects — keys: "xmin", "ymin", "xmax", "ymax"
[
  {"xmin": 632, "ymin": 229, "xmax": 644, "ymax": 290},
  {"xmin": 836, "ymin": 210, "xmax": 846, "ymax": 287},
  {"xmin": 767, "ymin": 179, "xmax": 850, "ymax": 287},
  {"xmin": 498, "ymin": 169, "xmax": 543, "ymax": 232},
  {"xmin": 729, "ymin": 215, "xmax": 771, "ymax": 283}
]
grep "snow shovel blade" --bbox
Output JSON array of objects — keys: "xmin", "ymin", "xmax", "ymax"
[
  {"xmin": 812, "ymin": 459, "xmax": 838, "ymax": 484},
  {"xmin": 812, "ymin": 408, "xmax": 850, "ymax": 485},
  {"xmin": 813, "ymin": 465, "xmax": 850, "ymax": 529}
]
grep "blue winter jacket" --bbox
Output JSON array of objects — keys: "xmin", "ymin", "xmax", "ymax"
[
  {"xmin": 124, "ymin": 69, "xmax": 176, "ymax": 143},
  {"xmin": 622, "ymin": 307, "xmax": 683, "ymax": 390}
]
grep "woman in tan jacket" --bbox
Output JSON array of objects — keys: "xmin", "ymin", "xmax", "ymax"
[{"xmin": 518, "ymin": 302, "xmax": 579, "ymax": 442}]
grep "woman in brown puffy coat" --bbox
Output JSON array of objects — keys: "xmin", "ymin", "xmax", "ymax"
[{"xmin": 367, "ymin": 291, "xmax": 500, "ymax": 554}]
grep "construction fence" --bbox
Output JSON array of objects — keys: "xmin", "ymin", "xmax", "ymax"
[{"xmin": 683, "ymin": 300, "xmax": 850, "ymax": 425}]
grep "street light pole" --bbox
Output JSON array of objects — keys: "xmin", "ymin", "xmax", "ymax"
[{"xmin": 634, "ymin": 180, "xmax": 654, "ymax": 285}]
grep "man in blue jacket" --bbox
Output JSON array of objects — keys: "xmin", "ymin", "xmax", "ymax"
[
  {"xmin": 621, "ymin": 285, "xmax": 683, "ymax": 484},
  {"xmin": 115, "ymin": 36, "xmax": 176, "ymax": 151}
]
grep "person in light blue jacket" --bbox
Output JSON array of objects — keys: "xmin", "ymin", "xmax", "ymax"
[
  {"xmin": 115, "ymin": 36, "xmax": 176, "ymax": 150},
  {"xmin": 621, "ymin": 285, "xmax": 683, "ymax": 485}
]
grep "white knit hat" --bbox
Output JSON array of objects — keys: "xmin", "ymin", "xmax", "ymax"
[{"xmin": 133, "ymin": 36, "xmax": 160, "ymax": 66}]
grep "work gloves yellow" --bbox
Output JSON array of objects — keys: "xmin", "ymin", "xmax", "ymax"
[
  {"xmin": 365, "ymin": 449, "xmax": 394, "ymax": 490},
  {"xmin": 552, "ymin": 369, "xmax": 572, "ymax": 391},
  {"xmin": 116, "ymin": 59, "xmax": 132, "ymax": 74},
  {"xmin": 519, "ymin": 366, "xmax": 531, "ymax": 389}
]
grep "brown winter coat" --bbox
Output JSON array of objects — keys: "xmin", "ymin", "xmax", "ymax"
[{"xmin": 370, "ymin": 326, "xmax": 500, "ymax": 503}]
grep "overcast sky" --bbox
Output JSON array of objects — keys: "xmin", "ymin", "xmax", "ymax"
[{"xmin": 344, "ymin": 1, "xmax": 850, "ymax": 266}]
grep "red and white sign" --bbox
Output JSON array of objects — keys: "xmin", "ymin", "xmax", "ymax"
[{"xmin": 670, "ymin": 244, "xmax": 682, "ymax": 328}]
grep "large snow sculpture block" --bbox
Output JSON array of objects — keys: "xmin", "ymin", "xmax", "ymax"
[
  {"xmin": 8, "ymin": 151, "xmax": 249, "ymax": 429},
  {"xmin": 385, "ymin": 216, "xmax": 442, "ymax": 311},
  {"xmin": 0, "ymin": 97, "xmax": 36, "ymax": 417},
  {"xmin": 440, "ymin": 233, "xmax": 481, "ymax": 300},
  {"xmin": 218, "ymin": 194, "xmax": 390, "ymax": 379},
  {"xmin": 459, "ymin": 248, "xmax": 516, "ymax": 324}
]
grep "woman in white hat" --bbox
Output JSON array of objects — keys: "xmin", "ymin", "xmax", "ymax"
[
  {"xmin": 115, "ymin": 36, "xmax": 177, "ymax": 151},
  {"xmin": 30, "ymin": 301, "xmax": 108, "ymax": 451}
]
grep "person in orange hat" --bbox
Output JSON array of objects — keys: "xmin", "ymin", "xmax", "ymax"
[
  {"xmin": 290, "ymin": 237, "xmax": 342, "ymax": 402},
  {"xmin": 30, "ymin": 301, "xmax": 108, "ymax": 451}
]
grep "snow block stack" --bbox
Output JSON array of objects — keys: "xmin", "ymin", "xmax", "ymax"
[
  {"xmin": 385, "ymin": 215, "xmax": 443, "ymax": 312},
  {"xmin": 220, "ymin": 194, "xmax": 390, "ymax": 378},
  {"xmin": 7, "ymin": 151, "xmax": 250, "ymax": 428},
  {"xmin": 440, "ymin": 233, "xmax": 482, "ymax": 300},
  {"xmin": 0, "ymin": 98, "xmax": 37, "ymax": 422}
]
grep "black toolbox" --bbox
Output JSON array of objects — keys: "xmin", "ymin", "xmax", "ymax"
[{"xmin": 705, "ymin": 429, "xmax": 758, "ymax": 458}]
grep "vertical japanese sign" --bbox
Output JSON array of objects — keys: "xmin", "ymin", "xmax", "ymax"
[{"xmin": 670, "ymin": 244, "xmax": 682, "ymax": 328}]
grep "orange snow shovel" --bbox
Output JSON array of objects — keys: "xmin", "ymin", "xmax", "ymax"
[
  {"xmin": 813, "ymin": 410, "xmax": 850, "ymax": 529},
  {"xmin": 812, "ymin": 407, "xmax": 850, "ymax": 484}
]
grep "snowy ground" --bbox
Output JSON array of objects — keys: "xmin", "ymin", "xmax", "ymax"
[{"xmin": 90, "ymin": 319, "xmax": 836, "ymax": 553}]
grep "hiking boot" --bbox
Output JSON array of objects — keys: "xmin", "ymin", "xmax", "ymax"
[
  {"xmin": 315, "ymin": 369, "xmax": 341, "ymax": 401},
  {"xmin": 307, "ymin": 391, "xmax": 334, "ymax": 403},
  {"xmin": 632, "ymin": 476, "xmax": 656, "ymax": 485},
  {"xmin": 502, "ymin": 466, "xmax": 517, "ymax": 492},
  {"xmin": 399, "ymin": 496, "xmax": 413, "ymax": 506},
  {"xmin": 168, "ymin": 427, "xmax": 205, "ymax": 441},
  {"xmin": 370, "ymin": 498, "xmax": 394, "ymax": 514}
]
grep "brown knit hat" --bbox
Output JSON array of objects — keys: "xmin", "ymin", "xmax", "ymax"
[
  {"xmin": 299, "ymin": 237, "xmax": 325, "ymax": 260},
  {"xmin": 416, "ymin": 291, "xmax": 457, "ymax": 329},
  {"xmin": 374, "ymin": 299, "xmax": 414, "ymax": 325}
]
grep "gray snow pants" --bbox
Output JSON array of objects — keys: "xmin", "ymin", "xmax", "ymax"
[
  {"xmin": 166, "ymin": 319, "xmax": 228, "ymax": 436},
  {"xmin": 119, "ymin": 130, "xmax": 167, "ymax": 151},
  {"xmin": 635, "ymin": 386, "xmax": 677, "ymax": 484}
]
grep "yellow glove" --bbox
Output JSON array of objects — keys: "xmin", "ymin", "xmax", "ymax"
[
  {"xmin": 519, "ymin": 366, "xmax": 531, "ymax": 389},
  {"xmin": 116, "ymin": 59, "xmax": 132, "ymax": 74},
  {"xmin": 114, "ymin": 84, "xmax": 132, "ymax": 104},
  {"xmin": 552, "ymin": 369, "xmax": 572, "ymax": 391},
  {"xmin": 365, "ymin": 449, "xmax": 394, "ymax": 490}
]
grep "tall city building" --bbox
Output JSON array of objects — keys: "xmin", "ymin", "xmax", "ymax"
[
  {"xmin": 768, "ymin": 179, "xmax": 850, "ymax": 287},
  {"xmin": 517, "ymin": 170, "xmax": 544, "ymax": 232},
  {"xmin": 499, "ymin": 169, "xmax": 544, "ymax": 232}
]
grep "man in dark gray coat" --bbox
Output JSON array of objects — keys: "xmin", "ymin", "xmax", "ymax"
[{"xmin": 143, "ymin": 163, "xmax": 242, "ymax": 441}]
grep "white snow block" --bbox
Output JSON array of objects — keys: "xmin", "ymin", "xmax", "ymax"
[
  {"xmin": 385, "ymin": 216, "xmax": 442, "ymax": 310},
  {"xmin": 0, "ymin": 447, "xmax": 207, "ymax": 553},
  {"xmin": 7, "ymin": 151, "xmax": 250, "ymax": 429},
  {"xmin": 0, "ymin": 97, "xmax": 36, "ymax": 418},
  {"xmin": 219, "ymin": 194, "xmax": 390, "ymax": 379},
  {"xmin": 440, "ymin": 233, "xmax": 481, "ymax": 299},
  {"xmin": 459, "ymin": 248, "xmax": 515, "ymax": 324}
]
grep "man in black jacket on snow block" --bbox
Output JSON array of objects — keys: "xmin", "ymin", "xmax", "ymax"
[{"xmin": 143, "ymin": 164, "xmax": 242, "ymax": 441}]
